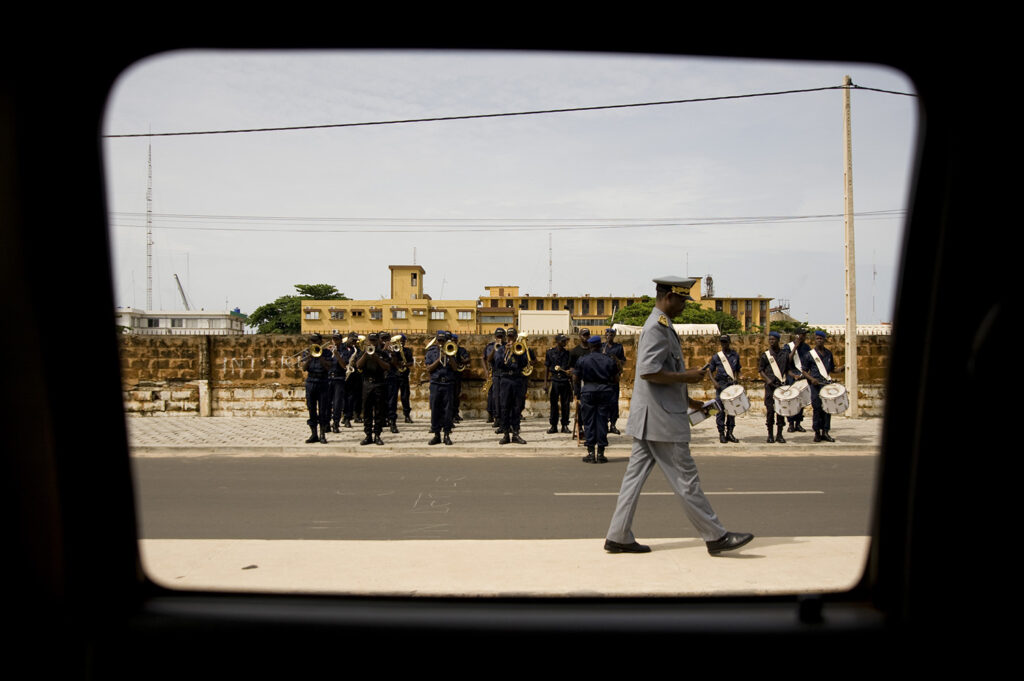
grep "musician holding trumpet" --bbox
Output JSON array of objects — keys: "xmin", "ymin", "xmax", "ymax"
[
  {"xmin": 354, "ymin": 332, "xmax": 397, "ymax": 445},
  {"xmin": 300, "ymin": 333, "xmax": 332, "ymax": 444},
  {"xmin": 494, "ymin": 327, "xmax": 532, "ymax": 445},
  {"xmin": 544, "ymin": 333, "xmax": 573, "ymax": 434},
  {"xmin": 424, "ymin": 330, "xmax": 456, "ymax": 445}
]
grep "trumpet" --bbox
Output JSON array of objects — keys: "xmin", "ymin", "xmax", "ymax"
[
  {"xmin": 310, "ymin": 343, "xmax": 324, "ymax": 358},
  {"xmin": 390, "ymin": 335, "xmax": 409, "ymax": 372}
]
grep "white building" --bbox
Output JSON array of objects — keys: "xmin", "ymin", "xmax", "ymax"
[{"xmin": 115, "ymin": 307, "xmax": 247, "ymax": 335}]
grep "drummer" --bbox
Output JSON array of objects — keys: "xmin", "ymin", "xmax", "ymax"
[
  {"xmin": 708, "ymin": 334, "xmax": 742, "ymax": 444},
  {"xmin": 785, "ymin": 330, "xmax": 811, "ymax": 433},
  {"xmin": 801, "ymin": 330, "xmax": 837, "ymax": 443},
  {"xmin": 758, "ymin": 331, "xmax": 791, "ymax": 444}
]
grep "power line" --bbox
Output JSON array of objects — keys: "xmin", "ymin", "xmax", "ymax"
[
  {"xmin": 103, "ymin": 83, "xmax": 914, "ymax": 139},
  {"xmin": 107, "ymin": 209, "xmax": 906, "ymax": 234}
]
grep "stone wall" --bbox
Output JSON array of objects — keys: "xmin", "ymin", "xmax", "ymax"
[{"xmin": 120, "ymin": 333, "xmax": 888, "ymax": 417}]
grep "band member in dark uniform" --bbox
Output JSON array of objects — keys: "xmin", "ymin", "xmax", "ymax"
[
  {"xmin": 603, "ymin": 328, "xmax": 627, "ymax": 434},
  {"xmin": 340, "ymin": 334, "xmax": 361, "ymax": 427},
  {"xmin": 327, "ymin": 333, "xmax": 347, "ymax": 433},
  {"xmin": 484, "ymin": 328, "xmax": 506, "ymax": 424},
  {"xmin": 300, "ymin": 333, "xmax": 331, "ymax": 444},
  {"xmin": 802, "ymin": 330, "xmax": 837, "ymax": 443},
  {"xmin": 425, "ymin": 330, "xmax": 455, "ymax": 445},
  {"xmin": 544, "ymin": 333, "xmax": 573, "ymax": 434},
  {"xmin": 569, "ymin": 328, "xmax": 591, "ymax": 438},
  {"xmin": 450, "ymin": 333, "xmax": 470, "ymax": 424},
  {"xmin": 495, "ymin": 327, "xmax": 529, "ymax": 445},
  {"xmin": 758, "ymin": 331, "xmax": 790, "ymax": 443},
  {"xmin": 355, "ymin": 332, "xmax": 395, "ymax": 445},
  {"xmin": 386, "ymin": 333, "xmax": 414, "ymax": 425},
  {"xmin": 708, "ymin": 334, "xmax": 742, "ymax": 444},
  {"xmin": 574, "ymin": 334, "xmax": 620, "ymax": 463},
  {"xmin": 785, "ymin": 330, "xmax": 810, "ymax": 432}
]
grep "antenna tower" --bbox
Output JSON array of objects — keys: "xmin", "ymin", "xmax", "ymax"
[{"xmin": 548, "ymin": 233, "xmax": 553, "ymax": 295}]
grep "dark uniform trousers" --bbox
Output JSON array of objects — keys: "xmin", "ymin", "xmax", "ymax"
[
  {"xmin": 329, "ymin": 377, "xmax": 346, "ymax": 425},
  {"xmin": 498, "ymin": 371, "xmax": 524, "ymax": 433},
  {"xmin": 810, "ymin": 384, "xmax": 832, "ymax": 432},
  {"xmin": 361, "ymin": 377, "xmax": 387, "ymax": 436},
  {"xmin": 581, "ymin": 385, "xmax": 613, "ymax": 448},
  {"xmin": 305, "ymin": 377, "xmax": 330, "ymax": 430},
  {"xmin": 429, "ymin": 380, "xmax": 454, "ymax": 434},
  {"xmin": 549, "ymin": 380, "xmax": 572, "ymax": 427}
]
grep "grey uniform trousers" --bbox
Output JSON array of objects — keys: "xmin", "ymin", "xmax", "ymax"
[{"xmin": 606, "ymin": 438, "xmax": 727, "ymax": 543}]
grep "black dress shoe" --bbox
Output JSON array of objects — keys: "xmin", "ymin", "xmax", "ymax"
[
  {"xmin": 608, "ymin": 426, "xmax": 620, "ymax": 435},
  {"xmin": 821, "ymin": 431, "xmax": 835, "ymax": 442},
  {"xmin": 428, "ymin": 434, "xmax": 442, "ymax": 445},
  {"xmin": 706, "ymin": 532, "xmax": 754, "ymax": 555},
  {"xmin": 726, "ymin": 430, "xmax": 739, "ymax": 443},
  {"xmin": 719, "ymin": 431, "xmax": 727, "ymax": 443},
  {"xmin": 404, "ymin": 415, "xmax": 413, "ymax": 424},
  {"xmin": 499, "ymin": 433, "xmax": 511, "ymax": 445},
  {"xmin": 390, "ymin": 424, "xmax": 399, "ymax": 434},
  {"xmin": 486, "ymin": 415, "xmax": 494, "ymax": 423},
  {"xmin": 332, "ymin": 423, "xmax": 340, "ymax": 433},
  {"xmin": 604, "ymin": 539, "xmax": 651, "ymax": 554},
  {"xmin": 813, "ymin": 431, "xmax": 822, "ymax": 442},
  {"xmin": 511, "ymin": 434, "xmax": 527, "ymax": 445},
  {"xmin": 319, "ymin": 432, "xmax": 328, "ymax": 444},
  {"xmin": 343, "ymin": 419, "xmax": 352, "ymax": 428},
  {"xmin": 775, "ymin": 431, "xmax": 786, "ymax": 443},
  {"xmin": 794, "ymin": 424, "xmax": 806, "ymax": 432},
  {"xmin": 582, "ymin": 449, "xmax": 596, "ymax": 463},
  {"xmin": 443, "ymin": 433, "xmax": 453, "ymax": 445},
  {"xmin": 547, "ymin": 426, "xmax": 558, "ymax": 434},
  {"xmin": 305, "ymin": 434, "xmax": 319, "ymax": 444},
  {"xmin": 494, "ymin": 427, "xmax": 504, "ymax": 435},
  {"xmin": 560, "ymin": 425, "xmax": 570, "ymax": 434},
  {"xmin": 787, "ymin": 424, "xmax": 796, "ymax": 433},
  {"xmin": 374, "ymin": 435, "xmax": 384, "ymax": 445},
  {"xmin": 359, "ymin": 436, "xmax": 373, "ymax": 446}
]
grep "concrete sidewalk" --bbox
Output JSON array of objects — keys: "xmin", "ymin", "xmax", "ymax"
[{"xmin": 126, "ymin": 414, "xmax": 881, "ymax": 457}]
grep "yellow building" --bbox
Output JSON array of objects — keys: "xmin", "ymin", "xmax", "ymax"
[
  {"xmin": 476, "ymin": 285, "xmax": 642, "ymax": 334},
  {"xmin": 696, "ymin": 294, "xmax": 773, "ymax": 332},
  {"xmin": 300, "ymin": 265, "xmax": 478, "ymax": 336}
]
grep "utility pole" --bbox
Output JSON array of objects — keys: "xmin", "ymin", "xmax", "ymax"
[
  {"xmin": 842, "ymin": 76, "xmax": 859, "ymax": 417},
  {"xmin": 146, "ymin": 144, "xmax": 154, "ymax": 311}
]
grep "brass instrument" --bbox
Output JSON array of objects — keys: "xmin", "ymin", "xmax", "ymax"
[
  {"xmin": 516, "ymin": 335, "xmax": 533, "ymax": 376},
  {"xmin": 390, "ymin": 335, "xmax": 409, "ymax": 372},
  {"xmin": 310, "ymin": 344, "xmax": 323, "ymax": 358},
  {"xmin": 443, "ymin": 338, "xmax": 462, "ymax": 371}
]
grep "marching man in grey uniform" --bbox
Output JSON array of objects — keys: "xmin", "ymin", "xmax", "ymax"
[{"xmin": 604, "ymin": 276, "xmax": 754, "ymax": 555}]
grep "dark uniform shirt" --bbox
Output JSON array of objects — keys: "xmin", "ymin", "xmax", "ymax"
[
  {"xmin": 804, "ymin": 347, "xmax": 835, "ymax": 382},
  {"xmin": 758, "ymin": 347, "xmax": 791, "ymax": 388},
  {"xmin": 709, "ymin": 349, "xmax": 741, "ymax": 390},
  {"xmin": 545, "ymin": 347, "xmax": 572, "ymax": 382},
  {"xmin": 425, "ymin": 346, "xmax": 456, "ymax": 383},
  {"xmin": 574, "ymin": 352, "xmax": 619, "ymax": 392}
]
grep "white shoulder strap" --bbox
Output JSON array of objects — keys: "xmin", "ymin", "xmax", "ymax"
[
  {"xmin": 764, "ymin": 351, "xmax": 784, "ymax": 382},
  {"xmin": 717, "ymin": 351, "xmax": 735, "ymax": 380},
  {"xmin": 809, "ymin": 348, "xmax": 828, "ymax": 378}
]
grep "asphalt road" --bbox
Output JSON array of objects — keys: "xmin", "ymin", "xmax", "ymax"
[{"xmin": 133, "ymin": 455, "xmax": 877, "ymax": 541}]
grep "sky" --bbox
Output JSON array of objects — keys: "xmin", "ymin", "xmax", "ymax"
[{"xmin": 101, "ymin": 50, "xmax": 918, "ymax": 327}]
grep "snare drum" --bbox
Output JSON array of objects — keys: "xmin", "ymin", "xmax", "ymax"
[
  {"xmin": 792, "ymin": 379, "xmax": 811, "ymax": 408},
  {"xmin": 820, "ymin": 382, "xmax": 849, "ymax": 414},
  {"xmin": 719, "ymin": 384, "xmax": 750, "ymax": 416},
  {"xmin": 773, "ymin": 385, "xmax": 803, "ymax": 417}
]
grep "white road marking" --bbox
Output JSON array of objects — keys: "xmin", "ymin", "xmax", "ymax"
[{"xmin": 554, "ymin": 490, "xmax": 824, "ymax": 496}]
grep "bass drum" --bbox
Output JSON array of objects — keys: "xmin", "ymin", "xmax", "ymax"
[
  {"xmin": 719, "ymin": 384, "xmax": 750, "ymax": 416},
  {"xmin": 820, "ymin": 382, "xmax": 850, "ymax": 414}
]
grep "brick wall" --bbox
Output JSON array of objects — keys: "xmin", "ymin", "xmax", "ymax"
[{"xmin": 120, "ymin": 333, "xmax": 888, "ymax": 417}]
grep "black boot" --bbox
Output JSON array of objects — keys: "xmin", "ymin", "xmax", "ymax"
[
  {"xmin": 499, "ymin": 432, "xmax": 511, "ymax": 445},
  {"xmin": 813, "ymin": 430, "xmax": 822, "ymax": 442},
  {"xmin": 821, "ymin": 431, "xmax": 835, "ymax": 442},
  {"xmin": 390, "ymin": 423, "xmax": 399, "ymax": 434},
  {"xmin": 560, "ymin": 424, "xmax": 571, "ymax": 434},
  {"xmin": 726, "ymin": 427, "xmax": 739, "ymax": 443},
  {"xmin": 343, "ymin": 418, "xmax": 352, "ymax": 428},
  {"xmin": 596, "ymin": 446, "xmax": 608, "ymax": 463},
  {"xmin": 582, "ymin": 447, "xmax": 596, "ymax": 463},
  {"xmin": 794, "ymin": 423, "xmax": 806, "ymax": 432},
  {"xmin": 305, "ymin": 426, "xmax": 318, "ymax": 444},
  {"xmin": 486, "ymin": 414, "xmax": 494, "ymax": 423},
  {"xmin": 332, "ymin": 421, "xmax": 340, "ymax": 433},
  {"xmin": 428, "ymin": 433, "xmax": 441, "ymax": 445},
  {"xmin": 443, "ymin": 432, "xmax": 453, "ymax": 446},
  {"xmin": 787, "ymin": 422, "xmax": 796, "ymax": 433},
  {"xmin": 718, "ymin": 428, "xmax": 727, "ymax": 444},
  {"xmin": 511, "ymin": 432, "xmax": 526, "ymax": 445},
  {"xmin": 766, "ymin": 427, "xmax": 775, "ymax": 444},
  {"xmin": 547, "ymin": 425, "xmax": 558, "ymax": 434},
  {"xmin": 360, "ymin": 434, "xmax": 373, "ymax": 445},
  {"xmin": 319, "ymin": 425, "xmax": 328, "ymax": 444},
  {"xmin": 775, "ymin": 425, "xmax": 786, "ymax": 443},
  {"xmin": 404, "ymin": 414, "xmax": 413, "ymax": 424},
  {"xmin": 374, "ymin": 434, "xmax": 384, "ymax": 445},
  {"xmin": 608, "ymin": 424, "xmax": 620, "ymax": 435}
]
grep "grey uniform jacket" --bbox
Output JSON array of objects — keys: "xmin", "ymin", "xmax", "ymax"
[{"xmin": 624, "ymin": 308, "xmax": 691, "ymax": 443}]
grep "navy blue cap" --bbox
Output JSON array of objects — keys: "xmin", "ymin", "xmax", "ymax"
[
  {"xmin": 814, "ymin": 330, "xmax": 827, "ymax": 338},
  {"xmin": 768, "ymin": 331, "xmax": 781, "ymax": 339},
  {"xmin": 587, "ymin": 335, "xmax": 601, "ymax": 345}
]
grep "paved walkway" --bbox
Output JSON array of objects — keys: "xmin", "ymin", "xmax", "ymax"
[
  {"xmin": 128, "ymin": 414, "xmax": 880, "ymax": 597},
  {"xmin": 127, "ymin": 414, "xmax": 880, "ymax": 457}
]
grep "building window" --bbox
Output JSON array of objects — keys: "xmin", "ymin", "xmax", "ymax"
[
  {"xmin": 411, "ymin": 272, "xmax": 417, "ymax": 287},
  {"xmin": 597, "ymin": 300, "xmax": 605, "ymax": 316},
  {"xmin": 351, "ymin": 310, "xmax": 364, "ymax": 318},
  {"xmin": 392, "ymin": 310, "xmax": 407, "ymax": 320},
  {"xmin": 330, "ymin": 310, "xmax": 345, "ymax": 320},
  {"xmin": 431, "ymin": 310, "xmax": 445, "ymax": 320},
  {"xmin": 370, "ymin": 309, "xmax": 382, "ymax": 321},
  {"xmin": 458, "ymin": 311, "xmax": 472, "ymax": 321},
  {"xmin": 305, "ymin": 310, "xmax": 320, "ymax": 320},
  {"xmin": 730, "ymin": 301, "xmax": 738, "ymax": 316},
  {"xmin": 564, "ymin": 299, "xmax": 574, "ymax": 313},
  {"xmin": 551, "ymin": 298, "xmax": 559, "ymax": 311},
  {"xmin": 171, "ymin": 318, "xmax": 183, "ymax": 328},
  {"xmin": 519, "ymin": 300, "xmax": 528, "ymax": 310},
  {"xmin": 505, "ymin": 300, "xmax": 513, "ymax": 308},
  {"xmin": 490, "ymin": 299, "xmax": 498, "ymax": 307},
  {"xmin": 535, "ymin": 300, "xmax": 544, "ymax": 311},
  {"xmin": 716, "ymin": 300, "xmax": 723, "ymax": 312}
]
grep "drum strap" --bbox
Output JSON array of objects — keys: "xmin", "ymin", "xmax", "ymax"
[
  {"xmin": 764, "ymin": 351, "xmax": 784, "ymax": 382},
  {"xmin": 716, "ymin": 351, "xmax": 735, "ymax": 380},
  {"xmin": 809, "ymin": 349, "xmax": 829, "ymax": 379},
  {"xmin": 788, "ymin": 342, "xmax": 803, "ymax": 371}
]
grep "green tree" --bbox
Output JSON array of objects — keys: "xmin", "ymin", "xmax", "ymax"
[
  {"xmin": 247, "ymin": 284, "xmax": 349, "ymax": 334},
  {"xmin": 611, "ymin": 298, "xmax": 741, "ymax": 333}
]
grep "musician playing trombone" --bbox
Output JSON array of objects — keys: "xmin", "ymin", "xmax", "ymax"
[{"xmin": 483, "ymin": 328, "xmax": 506, "ymax": 425}]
